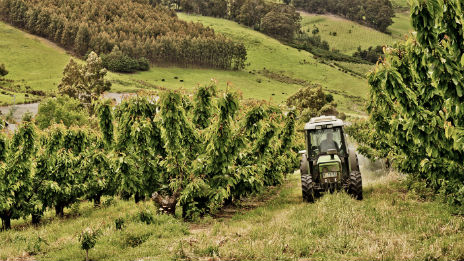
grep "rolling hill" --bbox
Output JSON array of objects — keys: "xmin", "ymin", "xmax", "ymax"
[{"xmin": 0, "ymin": 4, "xmax": 412, "ymax": 115}]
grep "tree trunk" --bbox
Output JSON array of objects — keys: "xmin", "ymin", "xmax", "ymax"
[
  {"xmin": 224, "ymin": 196, "xmax": 233, "ymax": 206},
  {"xmin": 152, "ymin": 192, "xmax": 178, "ymax": 215},
  {"xmin": 93, "ymin": 195, "xmax": 101, "ymax": 207},
  {"xmin": 134, "ymin": 192, "xmax": 144, "ymax": 204},
  {"xmin": 32, "ymin": 212, "xmax": 42, "ymax": 225},
  {"xmin": 121, "ymin": 191, "xmax": 131, "ymax": 201},
  {"xmin": 1, "ymin": 215, "xmax": 11, "ymax": 231},
  {"xmin": 86, "ymin": 249, "xmax": 89, "ymax": 261},
  {"xmin": 55, "ymin": 205, "xmax": 64, "ymax": 217}
]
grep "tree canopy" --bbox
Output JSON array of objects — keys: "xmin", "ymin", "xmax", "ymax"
[
  {"xmin": 0, "ymin": 0, "xmax": 247, "ymax": 70},
  {"xmin": 350, "ymin": 0, "xmax": 464, "ymax": 208},
  {"xmin": 58, "ymin": 52, "xmax": 111, "ymax": 105}
]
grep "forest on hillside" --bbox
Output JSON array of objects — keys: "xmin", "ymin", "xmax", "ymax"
[
  {"xmin": 153, "ymin": 0, "xmax": 395, "ymax": 33},
  {"xmin": 0, "ymin": 0, "xmax": 247, "ymax": 71},
  {"xmin": 293, "ymin": 0, "xmax": 395, "ymax": 32}
]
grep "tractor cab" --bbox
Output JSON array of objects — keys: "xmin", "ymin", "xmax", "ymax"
[{"xmin": 299, "ymin": 116, "xmax": 362, "ymax": 202}]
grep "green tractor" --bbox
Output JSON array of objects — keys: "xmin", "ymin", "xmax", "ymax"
[{"xmin": 299, "ymin": 116, "xmax": 362, "ymax": 202}]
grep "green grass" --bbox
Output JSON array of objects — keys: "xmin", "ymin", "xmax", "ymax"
[
  {"xmin": 300, "ymin": 9, "xmax": 413, "ymax": 54},
  {"xmin": 0, "ymin": 13, "xmax": 371, "ymax": 113},
  {"xmin": 0, "ymin": 9, "xmax": 414, "ymax": 114},
  {"xmin": 300, "ymin": 13, "xmax": 397, "ymax": 55},
  {"xmin": 390, "ymin": 11, "xmax": 413, "ymax": 39},
  {"xmin": 2, "ymin": 173, "xmax": 464, "ymax": 260},
  {"xmin": 391, "ymin": 0, "xmax": 410, "ymax": 11},
  {"xmin": 176, "ymin": 13, "xmax": 369, "ymax": 112},
  {"xmin": 335, "ymin": 61, "xmax": 375, "ymax": 76},
  {"xmin": 0, "ymin": 22, "xmax": 69, "ymax": 92}
]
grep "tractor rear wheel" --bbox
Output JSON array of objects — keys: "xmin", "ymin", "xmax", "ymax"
[
  {"xmin": 301, "ymin": 174, "xmax": 316, "ymax": 203},
  {"xmin": 347, "ymin": 171, "xmax": 363, "ymax": 200}
]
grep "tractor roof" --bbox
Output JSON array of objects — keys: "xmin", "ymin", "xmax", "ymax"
[{"xmin": 304, "ymin": 115, "xmax": 344, "ymax": 130}]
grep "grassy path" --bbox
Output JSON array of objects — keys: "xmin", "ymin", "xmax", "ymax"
[
  {"xmin": 180, "ymin": 174, "xmax": 464, "ymax": 260},
  {"xmin": 2, "ymin": 171, "xmax": 464, "ymax": 260}
]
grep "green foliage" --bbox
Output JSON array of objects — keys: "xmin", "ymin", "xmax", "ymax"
[
  {"xmin": 58, "ymin": 52, "xmax": 111, "ymax": 105},
  {"xmin": 362, "ymin": 0, "xmax": 464, "ymax": 209},
  {"xmin": 101, "ymin": 46, "xmax": 150, "ymax": 73},
  {"xmin": 286, "ymin": 85, "xmax": 338, "ymax": 123},
  {"xmin": 95, "ymin": 99, "xmax": 114, "ymax": 147},
  {"xmin": 25, "ymin": 236, "xmax": 47, "ymax": 255},
  {"xmin": 345, "ymin": 118, "xmax": 391, "ymax": 161},
  {"xmin": 173, "ymin": 0, "xmax": 301, "ymax": 41},
  {"xmin": 193, "ymin": 84, "xmax": 217, "ymax": 129},
  {"xmin": 292, "ymin": 33, "xmax": 330, "ymax": 51},
  {"xmin": 0, "ymin": 63, "xmax": 8, "ymax": 76},
  {"xmin": 138, "ymin": 208, "xmax": 155, "ymax": 225},
  {"xmin": 35, "ymin": 126, "xmax": 88, "ymax": 217},
  {"xmin": 113, "ymin": 95, "xmax": 163, "ymax": 202},
  {"xmin": 244, "ymin": 106, "xmax": 266, "ymax": 141},
  {"xmin": 0, "ymin": 116, "xmax": 36, "ymax": 230},
  {"xmin": 122, "ymin": 228, "xmax": 152, "ymax": 248},
  {"xmin": 260, "ymin": 4, "xmax": 301, "ymax": 39},
  {"xmin": 0, "ymin": 84, "xmax": 298, "ymax": 228},
  {"xmin": 353, "ymin": 45, "xmax": 384, "ymax": 64},
  {"xmin": 81, "ymin": 138, "xmax": 115, "ymax": 207},
  {"xmin": 35, "ymin": 95, "xmax": 89, "ymax": 130},
  {"xmin": 79, "ymin": 227, "xmax": 101, "ymax": 261},
  {"xmin": 114, "ymin": 217, "xmax": 125, "ymax": 230},
  {"xmin": 290, "ymin": 35, "xmax": 370, "ymax": 64},
  {"xmin": 237, "ymin": 0, "xmax": 268, "ymax": 28}
]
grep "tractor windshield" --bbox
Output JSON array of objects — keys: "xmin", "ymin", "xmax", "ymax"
[{"xmin": 308, "ymin": 127, "xmax": 345, "ymax": 157}]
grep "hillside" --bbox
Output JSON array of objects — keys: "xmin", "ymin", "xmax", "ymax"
[
  {"xmin": 0, "ymin": 12, "xmax": 376, "ymax": 113},
  {"xmin": 0, "ymin": 0, "xmax": 247, "ymax": 70},
  {"xmin": 300, "ymin": 13, "xmax": 400, "ymax": 55},
  {"xmin": 0, "ymin": 0, "xmax": 415, "ymax": 114}
]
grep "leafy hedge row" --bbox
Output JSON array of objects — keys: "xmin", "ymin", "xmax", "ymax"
[
  {"xmin": 347, "ymin": 0, "xmax": 464, "ymax": 211},
  {"xmin": 0, "ymin": 85, "xmax": 299, "ymax": 230}
]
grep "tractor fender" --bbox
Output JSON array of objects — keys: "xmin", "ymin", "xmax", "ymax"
[
  {"xmin": 348, "ymin": 148, "xmax": 360, "ymax": 172},
  {"xmin": 300, "ymin": 154, "xmax": 309, "ymax": 175}
]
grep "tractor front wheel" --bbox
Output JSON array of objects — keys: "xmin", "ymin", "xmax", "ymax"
[
  {"xmin": 301, "ymin": 174, "xmax": 316, "ymax": 203},
  {"xmin": 347, "ymin": 171, "xmax": 363, "ymax": 200}
]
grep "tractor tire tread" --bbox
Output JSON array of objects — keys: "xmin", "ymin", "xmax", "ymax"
[
  {"xmin": 301, "ymin": 174, "xmax": 315, "ymax": 203},
  {"xmin": 348, "ymin": 170, "xmax": 363, "ymax": 200}
]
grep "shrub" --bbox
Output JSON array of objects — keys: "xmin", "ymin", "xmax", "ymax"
[
  {"xmin": 353, "ymin": 45, "xmax": 384, "ymax": 64},
  {"xmin": 138, "ymin": 208, "xmax": 155, "ymax": 225},
  {"xmin": 115, "ymin": 217, "xmax": 125, "ymax": 230},
  {"xmin": 35, "ymin": 96, "xmax": 89, "ymax": 129},
  {"xmin": 79, "ymin": 227, "xmax": 101, "ymax": 261},
  {"xmin": 122, "ymin": 227, "xmax": 152, "ymax": 248},
  {"xmin": 101, "ymin": 47, "xmax": 150, "ymax": 73},
  {"xmin": 0, "ymin": 64, "xmax": 8, "ymax": 76}
]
